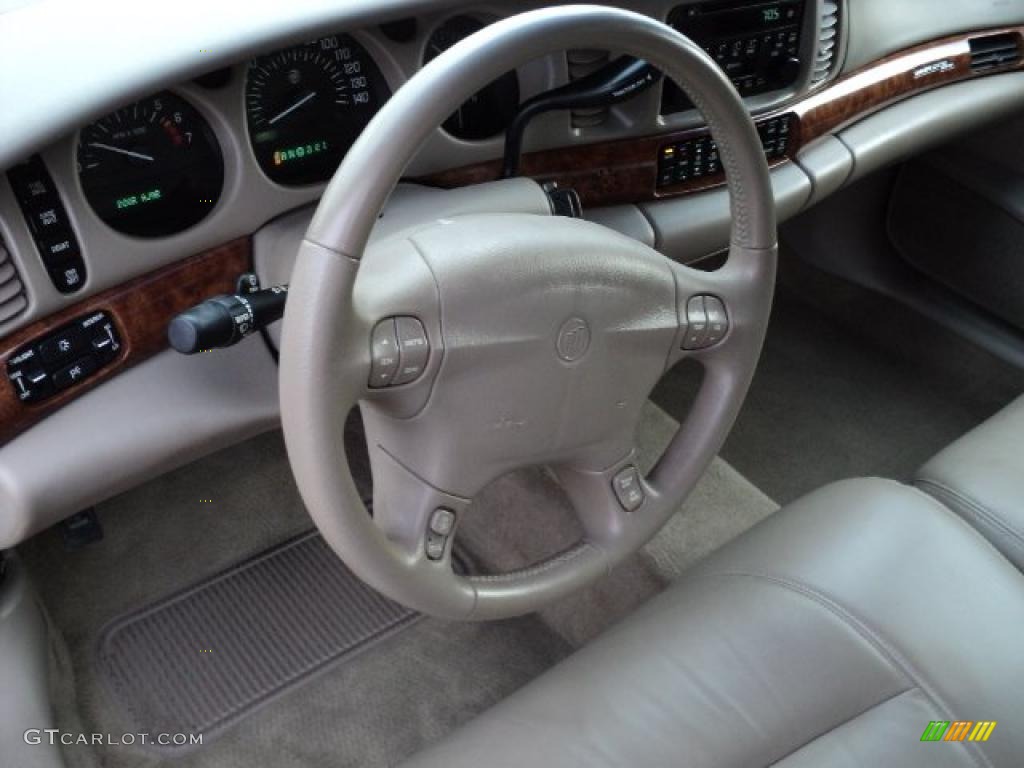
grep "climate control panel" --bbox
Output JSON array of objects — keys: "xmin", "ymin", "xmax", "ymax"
[{"xmin": 656, "ymin": 112, "xmax": 794, "ymax": 189}]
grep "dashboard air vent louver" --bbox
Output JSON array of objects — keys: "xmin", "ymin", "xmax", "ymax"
[
  {"xmin": 0, "ymin": 235, "xmax": 28, "ymax": 324},
  {"xmin": 811, "ymin": 0, "xmax": 840, "ymax": 85},
  {"xmin": 567, "ymin": 49, "xmax": 611, "ymax": 128},
  {"xmin": 969, "ymin": 33, "xmax": 1022, "ymax": 71}
]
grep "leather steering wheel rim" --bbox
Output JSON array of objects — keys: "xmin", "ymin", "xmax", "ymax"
[{"xmin": 279, "ymin": 4, "xmax": 777, "ymax": 620}]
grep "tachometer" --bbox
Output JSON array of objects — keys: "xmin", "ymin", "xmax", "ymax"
[
  {"xmin": 245, "ymin": 35, "xmax": 391, "ymax": 186},
  {"xmin": 77, "ymin": 91, "xmax": 224, "ymax": 238}
]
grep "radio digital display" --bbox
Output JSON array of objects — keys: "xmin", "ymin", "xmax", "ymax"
[
  {"xmin": 664, "ymin": 0, "xmax": 805, "ymax": 113},
  {"xmin": 679, "ymin": 1, "xmax": 801, "ymax": 36}
]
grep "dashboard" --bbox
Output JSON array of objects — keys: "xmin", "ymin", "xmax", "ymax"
[{"xmin": 0, "ymin": 0, "xmax": 1023, "ymax": 548}]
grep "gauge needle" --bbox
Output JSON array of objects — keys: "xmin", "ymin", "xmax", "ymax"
[
  {"xmin": 88, "ymin": 142, "xmax": 154, "ymax": 162},
  {"xmin": 268, "ymin": 91, "xmax": 317, "ymax": 125}
]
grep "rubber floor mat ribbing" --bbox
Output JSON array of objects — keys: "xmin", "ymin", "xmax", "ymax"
[{"xmin": 98, "ymin": 531, "xmax": 418, "ymax": 750}]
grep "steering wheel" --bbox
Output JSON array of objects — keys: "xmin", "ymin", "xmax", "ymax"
[{"xmin": 279, "ymin": 5, "xmax": 776, "ymax": 620}]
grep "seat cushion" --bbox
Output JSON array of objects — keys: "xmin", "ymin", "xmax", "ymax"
[
  {"xmin": 916, "ymin": 394, "xmax": 1024, "ymax": 570},
  {"xmin": 402, "ymin": 478, "xmax": 1024, "ymax": 768}
]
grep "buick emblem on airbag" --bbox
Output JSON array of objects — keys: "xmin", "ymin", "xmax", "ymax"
[{"xmin": 556, "ymin": 317, "xmax": 591, "ymax": 362}]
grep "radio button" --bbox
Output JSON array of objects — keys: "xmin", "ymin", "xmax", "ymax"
[{"xmin": 393, "ymin": 316, "xmax": 430, "ymax": 386}]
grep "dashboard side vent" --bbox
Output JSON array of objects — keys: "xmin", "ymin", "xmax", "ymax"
[
  {"xmin": 0, "ymin": 235, "xmax": 29, "ymax": 324},
  {"xmin": 969, "ymin": 33, "xmax": 1022, "ymax": 71},
  {"xmin": 567, "ymin": 49, "xmax": 611, "ymax": 128},
  {"xmin": 811, "ymin": 0, "xmax": 840, "ymax": 85}
]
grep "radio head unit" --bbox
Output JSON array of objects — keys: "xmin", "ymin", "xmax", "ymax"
[{"xmin": 663, "ymin": 0, "xmax": 806, "ymax": 113}]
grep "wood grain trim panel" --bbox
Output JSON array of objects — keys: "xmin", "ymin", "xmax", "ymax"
[
  {"xmin": 420, "ymin": 26, "xmax": 1024, "ymax": 207},
  {"xmin": 792, "ymin": 29, "xmax": 1022, "ymax": 141},
  {"xmin": 0, "ymin": 238, "xmax": 250, "ymax": 445}
]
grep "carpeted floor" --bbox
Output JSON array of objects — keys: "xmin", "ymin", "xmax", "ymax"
[
  {"xmin": 21, "ymin": 430, "xmax": 572, "ymax": 768},
  {"xmin": 20, "ymin": 400, "xmax": 776, "ymax": 768}
]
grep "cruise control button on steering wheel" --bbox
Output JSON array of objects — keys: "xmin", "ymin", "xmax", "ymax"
[{"xmin": 369, "ymin": 316, "xmax": 431, "ymax": 388}]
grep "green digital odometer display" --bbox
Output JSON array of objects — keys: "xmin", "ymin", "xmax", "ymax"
[
  {"xmin": 245, "ymin": 34, "xmax": 391, "ymax": 186},
  {"xmin": 77, "ymin": 91, "xmax": 223, "ymax": 238},
  {"xmin": 115, "ymin": 188, "xmax": 162, "ymax": 209}
]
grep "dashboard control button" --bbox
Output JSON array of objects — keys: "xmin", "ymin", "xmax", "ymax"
[
  {"xmin": 24, "ymin": 199, "xmax": 65, "ymax": 237},
  {"xmin": 39, "ymin": 327, "xmax": 83, "ymax": 365},
  {"xmin": 8, "ymin": 367, "xmax": 52, "ymax": 403},
  {"xmin": 46, "ymin": 258, "xmax": 86, "ymax": 293},
  {"xmin": 6, "ymin": 159, "xmax": 57, "ymax": 206},
  {"xmin": 7, "ymin": 155, "xmax": 87, "ymax": 294},
  {"xmin": 90, "ymin": 334, "xmax": 115, "ymax": 359},
  {"xmin": 6, "ymin": 311, "xmax": 119, "ymax": 405},
  {"xmin": 80, "ymin": 312, "xmax": 122, "ymax": 363},
  {"xmin": 38, "ymin": 230, "xmax": 79, "ymax": 263},
  {"xmin": 25, "ymin": 368, "xmax": 52, "ymax": 400},
  {"xmin": 52, "ymin": 356, "xmax": 98, "ymax": 391},
  {"xmin": 393, "ymin": 316, "xmax": 430, "ymax": 386},
  {"xmin": 612, "ymin": 465, "xmax": 645, "ymax": 512},
  {"xmin": 655, "ymin": 113, "xmax": 796, "ymax": 191},
  {"xmin": 369, "ymin": 319, "xmax": 400, "ymax": 388}
]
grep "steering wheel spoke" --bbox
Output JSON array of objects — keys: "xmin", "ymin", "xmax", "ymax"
[
  {"xmin": 557, "ymin": 456, "xmax": 634, "ymax": 540},
  {"xmin": 666, "ymin": 245, "xmax": 776, "ymax": 369},
  {"xmin": 555, "ymin": 455, "xmax": 658, "ymax": 555},
  {"xmin": 368, "ymin": 444, "xmax": 471, "ymax": 566}
]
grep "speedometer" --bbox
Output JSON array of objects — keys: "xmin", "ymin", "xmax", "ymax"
[
  {"xmin": 245, "ymin": 35, "xmax": 391, "ymax": 186},
  {"xmin": 77, "ymin": 92, "xmax": 224, "ymax": 238}
]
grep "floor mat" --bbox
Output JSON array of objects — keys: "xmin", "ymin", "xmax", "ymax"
[
  {"xmin": 97, "ymin": 532, "xmax": 417, "ymax": 752},
  {"xmin": 23, "ymin": 430, "xmax": 571, "ymax": 768}
]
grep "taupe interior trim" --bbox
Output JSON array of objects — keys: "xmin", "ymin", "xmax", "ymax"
[{"xmin": 280, "ymin": 5, "xmax": 778, "ymax": 619}]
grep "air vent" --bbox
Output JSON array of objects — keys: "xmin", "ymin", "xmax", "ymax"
[
  {"xmin": 0, "ymin": 235, "xmax": 28, "ymax": 324},
  {"xmin": 567, "ymin": 49, "xmax": 610, "ymax": 128},
  {"xmin": 811, "ymin": 0, "xmax": 840, "ymax": 85},
  {"xmin": 969, "ymin": 33, "xmax": 1022, "ymax": 71}
]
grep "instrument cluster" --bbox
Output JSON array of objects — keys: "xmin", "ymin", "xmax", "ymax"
[
  {"xmin": 76, "ymin": 92, "xmax": 224, "ymax": 238},
  {"xmin": 244, "ymin": 34, "xmax": 392, "ymax": 187},
  {"xmin": 72, "ymin": 18, "xmax": 522, "ymax": 239}
]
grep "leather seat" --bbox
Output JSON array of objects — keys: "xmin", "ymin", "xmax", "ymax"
[
  {"xmin": 403, "ymin": 478, "xmax": 1024, "ymax": 767},
  {"xmin": 917, "ymin": 394, "xmax": 1024, "ymax": 571}
]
